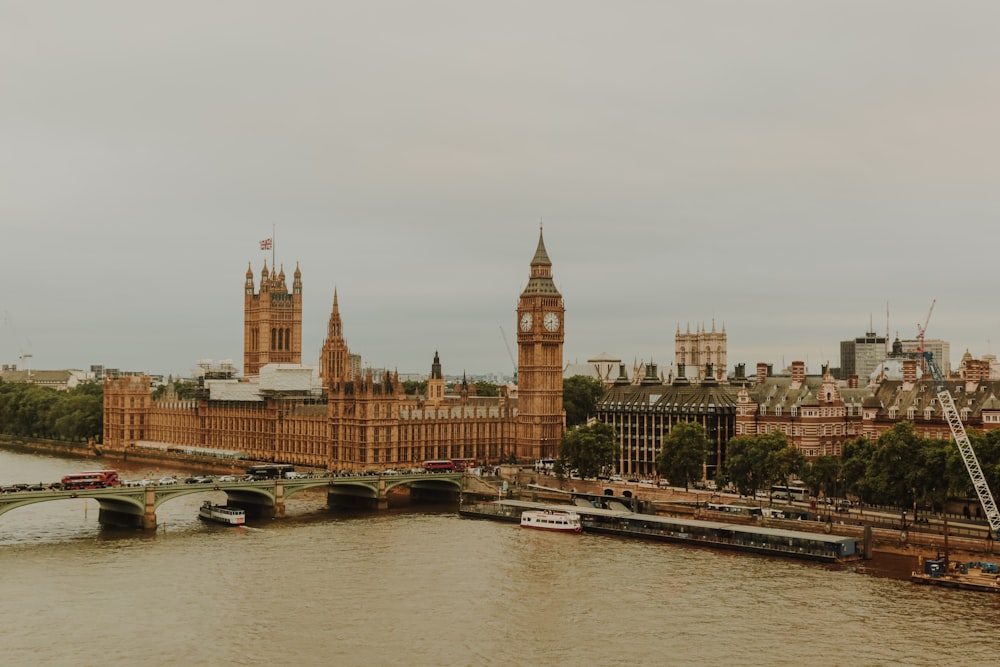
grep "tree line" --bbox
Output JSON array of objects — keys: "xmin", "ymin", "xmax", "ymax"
[
  {"xmin": 557, "ymin": 375, "xmax": 1000, "ymax": 511},
  {"xmin": 716, "ymin": 423, "xmax": 1000, "ymax": 511},
  {"xmin": 558, "ymin": 416, "xmax": 1000, "ymax": 512},
  {"xmin": 0, "ymin": 380, "xmax": 103, "ymax": 443}
]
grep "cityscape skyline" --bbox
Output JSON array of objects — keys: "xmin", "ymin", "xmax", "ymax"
[{"xmin": 3, "ymin": 3, "xmax": 999, "ymax": 379}]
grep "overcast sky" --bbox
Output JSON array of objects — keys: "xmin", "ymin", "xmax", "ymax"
[{"xmin": 2, "ymin": 2, "xmax": 998, "ymax": 380}]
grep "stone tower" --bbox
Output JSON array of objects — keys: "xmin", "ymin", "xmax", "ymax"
[
  {"xmin": 319, "ymin": 288, "xmax": 351, "ymax": 388},
  {"xmin": 426, "ymin": 351, "xmax": 446, "ymax": 405},
  {"xmin": 515, "ymin": 227, "xmax": 565, "ymax": 461},
  {"xmin": 244, "ymin": 261, "xmax": 303, "ymax": 377}
]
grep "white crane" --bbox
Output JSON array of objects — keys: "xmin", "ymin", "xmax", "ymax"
[
  {"xmin": 499, "ymin": 325, "xmax": 517, "ymax": 382},
  {"xmin": 917, "ymin": 301, "xmax": 999, "ymax": 539}
]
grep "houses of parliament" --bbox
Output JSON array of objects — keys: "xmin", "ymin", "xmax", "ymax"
[{"xmin": 102, "ymin": 231, "xmax": 565, "ymax": 469}]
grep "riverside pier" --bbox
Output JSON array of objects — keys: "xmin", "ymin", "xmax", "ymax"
[{"xmin": 461, "ymin": 499, "xmax": 859, "ymax": 563}]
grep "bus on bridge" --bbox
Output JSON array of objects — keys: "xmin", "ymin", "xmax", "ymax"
[{"xmin": 61, "ymin": 470, "xmax": 121, "ymax": 490}]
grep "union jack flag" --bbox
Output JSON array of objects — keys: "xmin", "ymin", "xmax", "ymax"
[{"xmin": 260, "ymin": 238, "xmax": 272, "ymax": 250}]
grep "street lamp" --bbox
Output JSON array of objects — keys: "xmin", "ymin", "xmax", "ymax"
[{"xmin": 901, "ymin": 510, "xmax": 908, "ymax": 531}]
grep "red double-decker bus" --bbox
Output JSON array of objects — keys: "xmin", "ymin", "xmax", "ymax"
[
  {"xmin": 423, "ymin": 460, "xmax": 455, "ymax": 472},
  {"xmin": 451, "ymin": 458, "xmax": 476, "ymax": 472},
  {"xmin": 61, "ymin": 470, "xmax": 121, "ymax": 490}
]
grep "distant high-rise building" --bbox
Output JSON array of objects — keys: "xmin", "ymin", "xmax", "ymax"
[
  {"xmin": 840, "ymin": 330, "xmax": 887, "ymax": 384},
  {"xmin": 900, "ymin": 338, "xmax": 951, "ymax": 376}
]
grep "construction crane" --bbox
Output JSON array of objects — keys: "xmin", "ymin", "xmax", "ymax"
[
  {"xmin": 499, "ymin": 326, "xmax": 517, "ymax": 382},
  {"xmin": 917, "ymin": 301, "xmax": 1000, "ymax": 539}
]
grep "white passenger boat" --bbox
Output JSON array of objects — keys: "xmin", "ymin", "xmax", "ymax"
[
  {"xmin": 520, "ymin": 509, "xmax": 582, "ymax": 533},
  {"xmin": 198, "ymin": 501, "xmax": 245, "ymax": 525}
]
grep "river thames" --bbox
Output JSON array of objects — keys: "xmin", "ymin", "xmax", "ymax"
[{"xmin": 0, "ymin": 449, "xmax": 997, "ymax": 667}]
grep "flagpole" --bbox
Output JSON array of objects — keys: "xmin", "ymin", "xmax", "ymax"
[{"xmin": 272, "ymin": 224, "xmax": 276, "ymax": 268}]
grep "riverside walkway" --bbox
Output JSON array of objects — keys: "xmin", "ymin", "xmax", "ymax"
[{"xmin": 0, "ymin": 472, "xmax": 464, "ymax": 530}]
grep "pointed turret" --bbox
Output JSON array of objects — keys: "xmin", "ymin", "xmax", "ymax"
[
  {"xmin": 260, "ymin": 261, "xmax": 270, "ymax": 293},
  {"xmin": 320, "ymin": 288, "xmax": 349, "ymax": 384},
  {"xmin": 328, "ymin": 288, "xmax": 342, "ymax": 338},
  {"xmin": 431, "ymin": 350, "xmax": 443, "ymax": 379},
  {"xmin": 427, "ymin": 351, "xmax": 445, "ymax": 403},
  {"xmin": 520, "ymin": 226, "xmax": 560, "ymax": 297}
]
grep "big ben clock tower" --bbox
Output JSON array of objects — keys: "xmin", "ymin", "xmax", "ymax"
[{"xmin": 516, "ymin": 226, "xmax": 565, "ymax": 461}]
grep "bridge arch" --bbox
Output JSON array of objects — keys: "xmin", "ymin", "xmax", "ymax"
[{"xmin": 0, "ymin": 473, "xmax": 467, "ymax": 532}]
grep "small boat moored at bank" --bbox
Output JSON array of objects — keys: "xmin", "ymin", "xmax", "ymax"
[
  {"xmin": 520, "ymin": 509, "xmax": 582, "ymax": 533},
  {"xmin": 198, "ymin": 501, "xmax": 245, "ymax": 525}
]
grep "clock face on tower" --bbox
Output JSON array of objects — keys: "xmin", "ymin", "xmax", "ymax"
[
  {"xmin": 543, "ymin": 312, "xmax": 560, "ymax": 331},
  {"xmin": 520, "ymin": 312, "xmax": 533, "ymax": 331}
]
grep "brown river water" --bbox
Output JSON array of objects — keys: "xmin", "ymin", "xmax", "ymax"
[{"xmin": 0, "ymin": 449, "xmax": 997, "ymax": 667}]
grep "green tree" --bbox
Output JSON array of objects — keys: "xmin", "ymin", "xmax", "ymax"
[
  {"xmin": 975, "ymin": 429, "xmax": 1000, "ymax": 500},
  {"xmin": 0, "ymin": 380, "xmax": 104, "ymax": 441},
  {"xmin": 473, "ymin": 381, "xmax": 500, "ymax": 397},
  {"xmin": 770, "ymin": 443, "xmax": 806, "ymax": 501},
  {"xmin": 841, "ymin": 436, "xmax": 876, "ymax": 504},
  {"xmin": 563, "ymin": 375, "xmax": 605, "ymax": 427},
  {"xmin": 655, "ymin": 421, "xmax": 708, "ymax": 490},
  {"xmin": 724, "ymin": 432, "xmax": 787, "ymax": 498},
  {"xmin": 50, "ymin": 391, "xmax": 103, "ymax": 442},
  {"xmin": 867, "ymin": 422, "xmax": 920, "ymax": 507},
  {"xmin": 909, "ymin": 437, "xmax": 950, "ymax": 513},
  {"xmin": 802, "ymin": 455, "xmax": 841, "ymax": 498},
  {"xmin": 559, "ymin": 422, "xmax": 618, "ymax": 479},
  {"xmin": 401, "ymin": 380, "xmax": 428, "ymax": 396},
  {"xmin": 152, "ymin": 380, "xmax": 199, "ymax": 401}
]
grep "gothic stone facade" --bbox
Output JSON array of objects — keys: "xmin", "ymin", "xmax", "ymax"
[{"xmin": 103, "ymin": 231, "xmax": 565, "ymax": 469}]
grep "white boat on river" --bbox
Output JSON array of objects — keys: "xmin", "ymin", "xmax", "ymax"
[
  {"xmin": 520, "ymin": 509, "xmax": 582, "ymax": 533},
  {"xmin": 198, "ymin": 501, "xmax": 245, "ymax": 525}
]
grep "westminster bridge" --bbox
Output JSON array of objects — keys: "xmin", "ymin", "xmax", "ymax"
[{"xmin": 0, "ymin": 472, "xmax": 467, "ymax": 530}]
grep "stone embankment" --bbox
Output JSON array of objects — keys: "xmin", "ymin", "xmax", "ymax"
[
  {"xmin": 490, "ymin": 469, "xmax": 997, "ymax": 563},
  {"xmin": 1, "ymin": 436, "xmax": 263, "ymax": 476}
]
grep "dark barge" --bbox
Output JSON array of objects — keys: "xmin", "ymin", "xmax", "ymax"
[
  {"xmin": 911, "ymin": 557, "xmax": 1000, "ymax": 593},
  {"xmin": 461, "ymin": 499, "xmax": 858, "ymax": 563}
]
